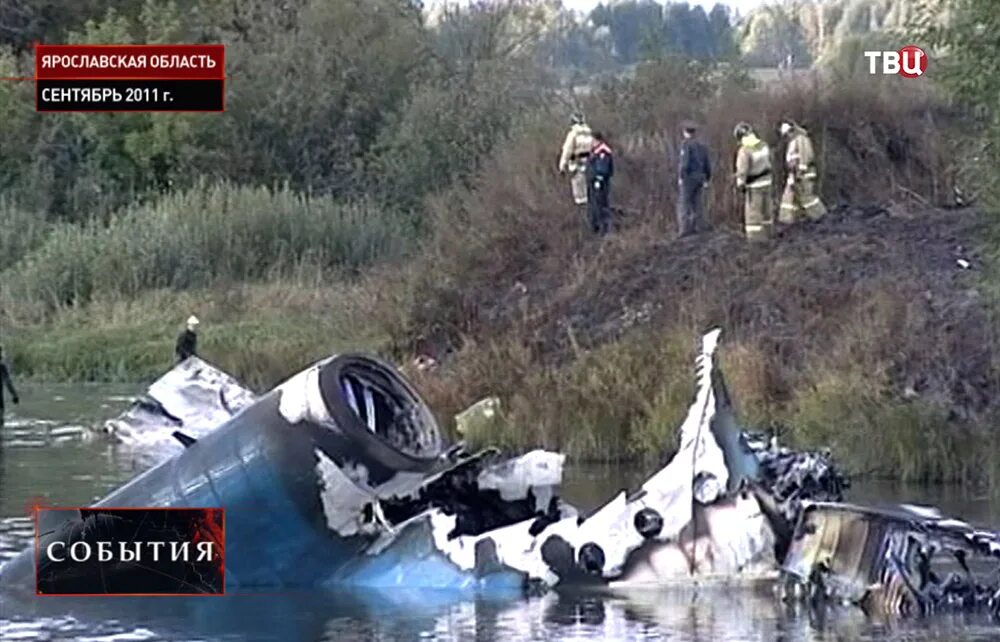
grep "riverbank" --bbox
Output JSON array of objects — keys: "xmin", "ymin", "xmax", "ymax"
[
  {"xmin": 5, "ymin": 275, "xmax": 391, "ymax": 390},
  {"xmin": 7, "ymin": 206, "xmax": 999, "ymax": 485},
  {"xmin": 402, "ymin": 204, "xmax": 1000, "ymax": 484},
  {"xmin": 3, "ymin": 69, "xmax": 998, "ymax": 482}
]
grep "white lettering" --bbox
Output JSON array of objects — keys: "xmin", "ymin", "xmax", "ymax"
[
  {"xmin": 40, "ymin": 53, "xmax": 152, "ymax": 70},
  {"xmin": 864, "ymin": 51, "xmax": 881, "ymax": 75},
  {"xmin": 69, "ymin": 541, "xmax": 91, "ymax": 562},
  {"xmin": 147, "ymin": 541, "xmax": 165, "ymax": 562},
  {"xmin": 46, "ymin": 541, "xmax": 66, "ymax": 562},
  {"xmin": 119, "ymin": 541, "xmax": 140, "ymax": 562},
  {"xmin": 39, "ymin": 539, "xmax": 212, "ymax": 563},
  {"xmin": 882, "ymin": 51, "xmax": 900, "ymax": 75},
  {"xmin": 901, "ymin": 49, "xmax": 924, "ymax": 76},
  {"xmin": 195, "ymin": 542, "xmax": 214, "ymax": 561},
  {"xmin": 170, "ymin": 542, "xmax": 190, "ymax": 561}
]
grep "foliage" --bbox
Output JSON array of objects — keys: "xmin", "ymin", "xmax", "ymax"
[
  {"xmin": 7, "ymin": 276, "xmax": 390, "ymax": 389},
  {"xmin": 1, "ymin": 182, "xmax": 416, "ymax": 316},
  {"xmin": 591, "ymin": 1, "xmax": 737, "ymax": 63},
  {"xmin": 739, "ymin": 0, "xmax": 920, "ymax": 68},
  {"xmin": 369, "ymin": 0, "xmax": 558, "ymax": 209},
  {"xmin": 3, "ymin": 0, "xmax": 998, "ymax": 485},
  {"xmin": 0, "ymin": 201, "xmax": 50, "ymax": 272},
  {"xmin": 915, "ymin": 0, "xmax": 1000, "ymax": 205},
  {"xmin": 739, "ymin": 5, "xmax": 812, "ymax": 67}
]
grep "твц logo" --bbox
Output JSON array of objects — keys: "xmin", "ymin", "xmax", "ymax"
[{"xmin": 864, "ymin": 46, "xmax": 928, "ymax": 78}]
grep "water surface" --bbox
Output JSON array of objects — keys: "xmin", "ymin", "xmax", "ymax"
[{"xmin": 2, "ymin": 383, "xmax": 1000, "ymax": 641}]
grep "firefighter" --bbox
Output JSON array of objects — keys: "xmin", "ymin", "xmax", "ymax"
[
  {"xmin": 677, "ymin": 120, "xmax": 712, "ymax": 237},
  {"xmin": 778, "ymin": 119, "xmax": 827, "ymax": 223},
  {"xmin": 558, "ymin": 112, "xmax": 594, "ymax": 207},
  {"xmin": 733, "ymin": 122, "xmax": 774, "ymax": 241},
  {"xmin": 175, "ymin": 315, "xmax": 200, "ymax": 363},
  {"xmin": 586, "ymin": 131, "xmax": 614, "ymax": 236}
]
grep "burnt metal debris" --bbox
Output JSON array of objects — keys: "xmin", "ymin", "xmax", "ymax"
[
  {"xmin": 780, "ymin": 501, "xmax": 1000, "ymax": 619},
  {"xmin": 2, "ymin": 328, "xmax": 999, "ymax": 624}
]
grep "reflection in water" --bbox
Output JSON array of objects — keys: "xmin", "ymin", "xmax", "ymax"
[
  {"xmin": 3, "ymin": 385, "xmax": 1000, "ymax": 641},
  {"xmin": 5, "ymin": 586, "xmax": 1000, "ymax": 642}
]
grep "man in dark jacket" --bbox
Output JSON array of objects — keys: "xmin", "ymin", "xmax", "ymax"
[
  {"xmin": 175, "ymin": 315, "xmax": 200, "ymax": 363},
  {"xmin": 585, "ymin": 131, "xmax": 614, "ymax": 236},
  {"xmin": 0, "ymin": 345, "xmax": 20, "ymax": 431},
  {"xmin": 677, "ymin": 121, "xmax": 712, "ymax": 237}
]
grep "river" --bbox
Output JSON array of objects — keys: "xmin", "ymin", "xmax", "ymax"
[{"xmin": 2, "ymin": 383, "xmax": 1000, "ymax": 641}]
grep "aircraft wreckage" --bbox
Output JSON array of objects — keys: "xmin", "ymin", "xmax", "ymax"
[{"xmin": 3, "ymin": 328, "xmax": 1000, "ymax": 621}]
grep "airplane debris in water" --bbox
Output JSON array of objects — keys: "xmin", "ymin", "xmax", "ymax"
[{"xmin": 3, "ymin": 328, "xmax": 998, "ymax": 624}]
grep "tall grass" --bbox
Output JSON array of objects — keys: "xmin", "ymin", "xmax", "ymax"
[
  {"xmin": 0, "ymin": 200, "xmax": 51, "ymax": 272},
  {"xmin": 408, "ymin": 319, "xmax": 996, "ymax": 481},
  {"xmin": 2, "ymin": 182, "xmax": 417, "ymax": 318},
  {"xmin": 4, "ymin": 63, "xmax": 998, "ymax": 486},
  {"xmin": 387, "ymin": 68, "xmax": 999, "ymax": 482},
  {"xmin": 7, "ymin": 273, "xmax": 393, "ymax": 389},
  {"xmin": 407, "ymin": 329, "xmax": 698, "ymax": 461}
]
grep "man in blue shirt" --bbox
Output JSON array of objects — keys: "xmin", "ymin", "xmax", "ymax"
[
  {"xmin": 677, "ymin": 121, "xmax": 712, "ymax": 237},
  {"xmin": 586, "ymin": 131, "xmax": 614, "ymax": 236}
]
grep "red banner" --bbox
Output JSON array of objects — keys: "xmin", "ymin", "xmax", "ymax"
[{"xmin": 36, "ymin": 44, "xmax": 224, "ymax": 80}]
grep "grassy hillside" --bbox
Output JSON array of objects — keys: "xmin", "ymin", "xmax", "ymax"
[{"xmin": 4, "ymin": 62, "xmax": 997, "ymax": 485}]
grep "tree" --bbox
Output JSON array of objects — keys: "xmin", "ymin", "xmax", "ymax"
[
  {"xmin": 0, "ymin": 0, "xmax": 145, "ymax": 50},
  {"xmin": 708, "ymin": 3, "xmax": 737, "ymax": 59},
  {"xmin": 740, "ymin": 5, "xmax": 812, "ymax": 67},
  {"xmin": 916, "ymin": 0, "xmax": 1000, "ymax": 202},
  {"xmin": 368, "ymin": 0, "xmax": 556, "ymax": 209},
  {"xmin": 590, "ymin": 0, "xmax": 662, "ymax": 64}
]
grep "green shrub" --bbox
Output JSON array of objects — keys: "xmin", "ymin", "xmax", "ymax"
[
  {"xmin": 0, "ymin": 201, "xmax": 51, "ymax": 272},
  {"xmin": 4, "ymin": 182, "xmax": 417, "ymax": 313}
]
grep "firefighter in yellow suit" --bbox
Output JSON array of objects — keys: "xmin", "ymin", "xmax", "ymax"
[
  {"xmin": 778, "ymin": 119, "xmax": 827, "ymax": 223},
  {"xmin": 733, "ymin": 122, "xmax": 774, "ymax": 241},
  {"xmin": 558, "ymin": 112, "xmax": 594, "ymax": 206}
]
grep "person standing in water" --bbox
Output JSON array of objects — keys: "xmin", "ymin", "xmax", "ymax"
[{"xmin": 0, "ymin": 345, "xmax": 20, "ymax": 434}]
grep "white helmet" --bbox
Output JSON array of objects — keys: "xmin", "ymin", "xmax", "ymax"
[
  {"xmin": 733, "ymin": 122, "xmax": 753, "ymax": 140},
  {"xmin": 187, "ymin": 315, "xmax": 200, "ymax": 327}
]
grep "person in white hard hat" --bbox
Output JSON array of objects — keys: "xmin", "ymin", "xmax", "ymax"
[
  {"xmin": 175, "ymin": 315, "xmax": 200, "ymax": 363},
  {"xmin": 558, "ymin": 112, "xmax": 594, "ymax": 207},
  {"xmin": 778, "ymin": 118, "xmax": 826, "ymax": 223}
]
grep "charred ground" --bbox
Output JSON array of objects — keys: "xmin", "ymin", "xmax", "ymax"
[{"xmin": 405, "ymin": 201, "xmax": 999, "ymax": 484}]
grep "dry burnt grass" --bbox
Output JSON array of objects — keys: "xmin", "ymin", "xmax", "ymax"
[
  {"xmin": 396, "ymin": 75, "xmax": 1000, "ymax": 482},
  {"xmin": 406, "ymin": 204, "xmax": 999, "ymax": 482}
]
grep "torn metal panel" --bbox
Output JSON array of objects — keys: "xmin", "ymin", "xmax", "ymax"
[
  {"xmin": 101, "ymin": 356, "xmax": 256, "ymax": 464},
  {"xmin": 781, "ymin": 502, "xmax": 1000, "ymax": 617},
  {"xmin": 476, "ymin": 450, "xmax": 565, "ymax": 512},
  {"xmin": 747, "ymin": 437, "xmax": 849, "ymax": 527},
  {"xmin": 410, "ymin": 328, "xmax": 779, "ymax": 588}
]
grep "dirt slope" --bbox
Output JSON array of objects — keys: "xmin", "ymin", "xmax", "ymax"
[{"xmin": 439, "ymin": 205, "xmax": 995, "ymax": 426}]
